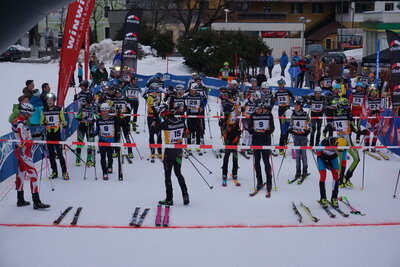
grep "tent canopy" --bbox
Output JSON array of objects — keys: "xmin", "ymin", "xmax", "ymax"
[{"xmin": 361, "ymin": 48, "xmax": 391, "ymax": 68}]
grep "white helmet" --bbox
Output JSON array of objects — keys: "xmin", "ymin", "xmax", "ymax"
[
  {"xmin": 100, "ymin": 103, "xmax": 110, "ymax": 111},
  {"xmin": 19, "ymin": 103, "xmax": 35, "ymax": 114},
  {"xmin": 230, "ymin": 80, "xmax": 238, "ymax": 86},
  {"xmin": 261, "ymin": 82, "xmax": 269, "ymax": 89},
  {"xmin": 190, "ymin": 83, "xmax": 199, "ymax": 90}
]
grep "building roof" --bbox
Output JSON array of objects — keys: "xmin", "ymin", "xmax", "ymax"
[
  {"xmin": 228, "ymin": 0, "xmax": 348, "ymax": 2},
  {"xmin": 307, "ymin": 20, "xmax": 342, "ymax": 41}
]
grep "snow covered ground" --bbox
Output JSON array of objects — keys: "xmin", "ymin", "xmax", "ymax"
[{"xmin": 1, "ymin": 56, "xmax": 400, "ymax": 267}]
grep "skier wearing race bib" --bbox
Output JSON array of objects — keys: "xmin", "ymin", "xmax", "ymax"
[
  {"xmin": 146, "ymin": 83, "xmax": 163, "ymax": 160},
  {"xmin": 92, "ymin": 103, "xmax": 119, "ymax": 180},
  {"xmin": 289, "ymin": 99, "xmax": 310, "ymax": 180},
  {"xmin": 113, "ymin": 88, "xmax": 133, "ymax": 158},
  {"xmin": 307, "ymin": 87, "xmax": 325, "ymax": 146},
  {"xmin": 219, "ymin": 87, "xmax": 242, "ymax": 186},
  {"xmin": 249, "ymin": 99, "xmax": 275, "ymax": 197},
  {"xmin": 75, "ymin": 93, "xmax": 98, "ymax": 167},
  {"xmin": 151, "ymin": 107, "xmax": 189, "ymax": 206},
  {"xmin": 40, "ymin": 93, "xmax": 68, "ymax": 180},
  {"xmin": 185, "ymin": 83, "xmax": 207, "ymax": 155},
  {"xmin": 240, "ymin": 86, "xmax": 256, "ymax": 156},
  {"xmin": 329, "ymin": 98, "xmax": 359, "ymax": 188},
  {"xmin": 274, "ymin": 78, "xmax": 295, "ymax": 155},
  {"xmin": 349, "ymin": 82, "xmax": 366, "ymax": 143},
  {"xmin": 166, "ymin": 84, "xmax": 186, "ymax": 115},
  {"xmin": 364, "ymin": 87, "xmax": 383, "ymax": 152},
  {"xmin": 318, "ymin": 71, "xmax": 333, "ymax": 91},
  {"xmin": 124, "ymin": 76, "xmax": 141, "ymax": 133},
  {"xmin": 260, "ymin": 82, "xmax": 275, "ymax": 111},
  {"xmin": 323, "ymin": 83, "xmax": 341, "ymax": 137},
  {"xmin": 316, "ymin": 136, "xmax": 347, "ymax": 208},
  {"xmin": 12, "ymin": 103, "xmax": 50, "ymax": 209}
]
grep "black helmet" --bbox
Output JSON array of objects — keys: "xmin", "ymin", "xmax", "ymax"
[
  {"xmin": 294, "ymin": 99, "xmax": 303, "ymax": 107},
  {"xmin": 79, "ymin": 80, "xmax": 89, "ymax": 87},
  {"xmin": 109, "ymin": 84, "xmax": 119, "ymax": 92},
  {"xmin": 254, "ymin": 99, "xmax": 263, "ymax": 109}
]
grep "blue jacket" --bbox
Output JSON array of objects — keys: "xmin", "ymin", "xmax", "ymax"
[
  {"xmin": 288, "ymin": 66, "xmax": 300, "ymax": 79},
  {"xmin": 267, "ymin": 56, "xmax": 274, "ymax": 67},
  {"xmin": 30, "ymin": 96, "xmax": 44, "ymax": 125},
  {"xmin": 258, "ymin": 56, "xmax": 267, "ymax": 68},
  {"xmin": 280, "ymin": 55, "xmax": 289, "ymax": 67}
]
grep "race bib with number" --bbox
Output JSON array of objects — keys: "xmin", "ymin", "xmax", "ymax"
[
  {"xmin": 293, "ymin": 119, "xmax": 307, "ymax": 132},
  {"xmin": 100, "ymin": 124, "xmax": 115, "ymax": 138},
  {"xmin": 334, "ymin": 120, "xmax": 350, "ymax": 134},
  {"xmin": 164, "ymin": 128, "xmax": 184, "ymax": 144},
  {"xmin": 45, "ymin": 114, "xmax": 60, "ymax": 128},
  {"xmin": 187, "ymin": 99, "xmax": 200, "ymax": 111},
  {"xmin": 253, "ymin": 119, "xmax": 269, "ymax": 132},
  {"xmin": 311, "ymin": 103, "xmax": 323, "ymax": 112},
  {"xmin": 127, "ymin": 90, "xmax": 139, "ymax": 99},
  {"xmin": 353, "ymin": 96, "xmax": 364, "ymax": 107}
]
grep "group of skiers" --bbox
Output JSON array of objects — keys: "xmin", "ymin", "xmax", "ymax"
[{"xmin": 9, "ymin": 66, "xmax": 400, "ymax": 210}]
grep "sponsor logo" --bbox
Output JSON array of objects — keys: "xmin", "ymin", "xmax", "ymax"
[
  {"xmin": 127, "ymin": 15, "xmax": 140, "ymax": 24},
  {"xmin": 390, "ymin": 40, "xmax": 400, "ymax": 51},
  {"xmin": 123, "ymin": 50, "xmax": 137, "ymax": 59},
  {"xmin": 392, "ymin": 63, "xmax": 400, "ymax": 73},
  {"xmin": 125, "ymin": 32, "xmax": 138, "ymax": 41}
]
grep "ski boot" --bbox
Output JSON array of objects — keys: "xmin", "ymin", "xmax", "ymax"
[
  {"xmin": 196, "ymin": 148, "xmax": 202, "ymax": 155},
  {"xmin": 279, "ymin": 149, "xmax": 285, "ymax": 155},
  {"xmin": 331, "ymin": 198, "xmax": 339, "ymax": 208},
  {"xmin": 150, "ymin": 154, "xmax": 155, "ymax": 163},
  {"xmin": 32, "ymin": 193, "xmax": 50, "ymax": 210},
  {"xmin": 62, "ymin": 172, "xmax": 69, "ymax": 180},
  {"xmin": 128, "ymin": 152, "xmax": 134, "ymax": 159},
  {"xmin": 247, "ymin": 149, "xmax": 253, "ymax": 155},
  {"xmin": 320, "ymin": 198, "xmax": 328, "ymax": 208},
  {"xmin": 103, "ymin": 173, "xmax": 108, "ymax": 180},
  {"xmin": 232, "ymin": 174, "xmax": 241, "ymax": 186},
  {"xmin": 183, "ymin": 194, "xmax": 190, "ymax": 205},
  {"xmin": 87, "ymin": 160, "xmax": 94, "ymax": 167},
  {"xmin": 158, "ymin": 153, "xmax": 163, "ymax": 159},
  {"xmin": 187, "ymin": 148, "xmax": 193, "ymax": 156},
  {"xmin": 265, "ymin": 190, "xmax": 271, "ymax": 198},
  {"xmin": 112, "ymin": 152, "xmax": 118, "ymax": 158},
  {"xmin": 17, "ymin": 191, "xmax": 30, "ymax": 207},
  {"xmin": 75, "ymin": 159, "xmax": 81, "ymax": 166},
  {"xmin": 344, "ymin": 179, "xmax": 353, "ymax": 188},
  {"xmin": 159, "ymin": 199, "xmax": 173, "ymax": 206},
  {"xmin": 107, "ymin": 167, "xmax": 113, "ymax": 174},
  {"xmin": 48, "ymin": 172, "xmax": 58, "ymax": 179},
  {"xmin": 222, "ymin": 175, "xmax": 227, "ymax": 187}
]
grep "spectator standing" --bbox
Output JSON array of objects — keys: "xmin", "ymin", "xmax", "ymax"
[
  {"xmin": 288, "ymin": 60, "xmax": 300, "ymax": 88},
  {"xmin": 267, "ymin": 53, "xmax": 274, "ymax": 79},
  {"xmin": 40, "ymin": 83, "xmax": 51, "ymax": 108},
  {"xmin": 256, "ymin": 69, "xmax": 267, "ymax": 87},
  {"xmin": 280, "ymin": 51, "xmax": 289, "ymax": 77},
  {"xmin": 297, "ymin": 56, "xmax": 307, "ymax": 88},
  {"xmin": 78, "ymin": 62, "xmax": 83, "ymax": 83},
  {"xmin": 257, "ymin": 53, "xmax": 267, "ymax": 74}
]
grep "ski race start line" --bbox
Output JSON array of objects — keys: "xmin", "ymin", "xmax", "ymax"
[
  {"xmin": 0, "ymin": 139, "xmax": 399, "ymax": 151},
  {"xmin": 1, "ymin": 221, "xmax": 400, "ymax": 230}
]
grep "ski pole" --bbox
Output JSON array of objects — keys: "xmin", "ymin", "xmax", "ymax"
[
  {"xmin": 393, "ymin": 168, "xmax": 400, "ymax": 199},
  {"xmin": 92, "ymin": 142, "xmax": 98, "ymax": 180},
  {"xmin": 143, "ymin": 103, "xmax": 147, "ymax": 133},
  {"xmin": 129, "ymin": 132, "xmax": 144, "ymax": 160},
  {"xmin": 65, "ymin": 145, "xmax": 90, "ymax": 167},
  {"xmin": 252, "ymin": 154, "xmax": 256, "ymax": 190},
  {"xmin": 185, "ymin": 149, "xmax": 212, "ymax": 174},
  {"xmin": 42, "ymin": 144, "xmax": 55, "ymax": 191},
  {"xmin": 269, "ymin": 151, "xmax": 277, "ymax": 191},
  {"xmin": 38, "ymin": 145, "xmax": 45, "ymax": 193},
  {"xmin": 276, "ymin": 153, "xmax": 286, "ymax": 180},
  {"xmin": 207, "ymin": 105, "xmax": 213, "ymax": 140},
  {"xmin": 186, "ymin": 154, "xmax": 213, "ymax": 190},
  {"xmin": 361, "ymin": 150, "xmax": 366, "ymax": 190}
]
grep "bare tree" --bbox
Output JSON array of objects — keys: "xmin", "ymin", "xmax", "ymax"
[
  {"xmin": 91, "ymin": 1, "xmax": 105, "ymax": 43},
  {"xmin": 57, "ymin": 7, "xmax": 66, "ymax": 37}
]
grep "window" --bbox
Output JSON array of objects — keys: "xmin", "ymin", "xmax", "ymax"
[
  {"xmin": 104, "ymin": 6, "xmax": 110, "ymax": 17},
  {"xmin": 105, "ymin": 27, "xmax": 110, "ymax": 39},
  {"xmin": 312, "ymin": 3, "xmax": 323, "ymax": 14},
  {"xmin": 264, "ymin": 5, "xmax": 272, "ymax": 13},
  {"xmin": 355, "ymin": 2, "xmax": 374, "ymax": 13},
  {"xmin": 291, "ymin": 3, "xmax": 303, "ymax": 14},
  {"xmin": 337, "ymin": 2, "xmax": 349, "ymax": 14},
  {"xmin": 385, "ymin": 3, "xmax": 394, "ymax": 11},
  {"xmin": 325, "ymin": 39, "xmax": 331, "ymax": 50}
]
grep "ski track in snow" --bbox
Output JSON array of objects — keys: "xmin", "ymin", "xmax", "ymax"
[{"xmin": 0, "ymin": 60, "xmax": 399, "ymax": 267}]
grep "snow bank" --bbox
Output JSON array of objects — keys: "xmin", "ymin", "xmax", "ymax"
[
  {"xmin": 10, "ymin": 44, "xmax": 30, "ymax": 51},
  {"xmin": 78, "ymin": 39, "xmax": 157, "ymax": 64},
  {"xmin": 344, "ymin": 48, "xmax": 363, "ymax": 61}
]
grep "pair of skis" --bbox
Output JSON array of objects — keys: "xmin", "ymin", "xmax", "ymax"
[
  {"xmin": 212, "ymin": 149, "xmax": 222, "ymax": 158},
  {"xmin": 155, "ymin": 205, "xmax": 170, "ymax": 227},
  {"xmin": 53, "ymin": 206, "xmax": 82, "ymax": 226},
  {"xmin": 292, "ymin": 202, "xmax": 319, "ymax": 223},
  {"xmin": 288, "ymin": 173, "xmax": 310, "ymax": 185},
  {"xmin": 249, "ymin": 183, "xmax": 267, "ymax": 197},
  {"xmin": 365, "ymin": 150, "xmax": 389, "ymax": 161},
  {"xmin": 317, "ymin": 200, "xmax": 349, "ymax": 218},
  {"xmin": 129, "ymin": 207, "xmax": 150, "ymax": 227}
]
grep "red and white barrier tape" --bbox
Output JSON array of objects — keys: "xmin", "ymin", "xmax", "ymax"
[
  {"xmin": 64, "ymin": 111, "xmax": 400, "ymax": 120},
  {"xmin": 1, "ymin": 139, "xmax": 399, "ymax": 150}
]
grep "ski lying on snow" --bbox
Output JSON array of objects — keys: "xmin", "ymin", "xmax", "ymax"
[
  {"xmin": 249, "ymin": 183, "xmax": 266, "ymax": 196},
  {"xmin": 239, "ymin": 151, "xmax": 250, "ymax": 159},
  {"xmin": 135, "ymin": 208, "xmax": 150, "ymax": 227},
  {"xmin": 376, "ymin": 151, "xmax": 389, "ymax": 160},
  {"xmin": 70, "ymin": 207, "xmax": 82, "ymax": 226},
  {"xmin": 364, "ymin": 151, "xmax": 381, "ymax": 160},
  {"xmin": 300, "ymin": 202, "xmax": 319, "ymax": 222},
  {"xmin": 53, "ymin": 206, "xmax": 73, "ymax": 225},
  {"xmin": 292, "ymin": 202, "xmax": 302, "ymax": 223},
  {"xmin": 129, "ymin": 207, "xmax": 141, "ymax": 226}
]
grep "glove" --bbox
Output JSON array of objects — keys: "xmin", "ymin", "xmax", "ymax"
[{"xmin": 218, "ymin": 119, "xmax": 223, "ymax": 127}]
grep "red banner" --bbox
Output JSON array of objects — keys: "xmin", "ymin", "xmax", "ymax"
[
  {"xmin": 57, "ymin": 0, "xmax": 95, "ymax": 106},
  {"xmin": 84, "ymin": 25, "xmax": 90, "ymax": 80}
]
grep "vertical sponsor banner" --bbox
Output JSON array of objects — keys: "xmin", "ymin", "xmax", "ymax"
[
  {"xmin": 84, "ymin": 25, "xmax": 90, "ymax": 80},
  {"xmin": 376, "ymin": 39, "xmax": 380, "ymax": 88},
  {"xmin": 122, "ymin": 9, "xmax": 142, "ymax": 74},
  {"xmin": 57, "ymin": 0, "xmax": 95, "ymax": 107},
  {"xmin": 386, "ymin": 30, "xmax": 400, "ymax": 91}
]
